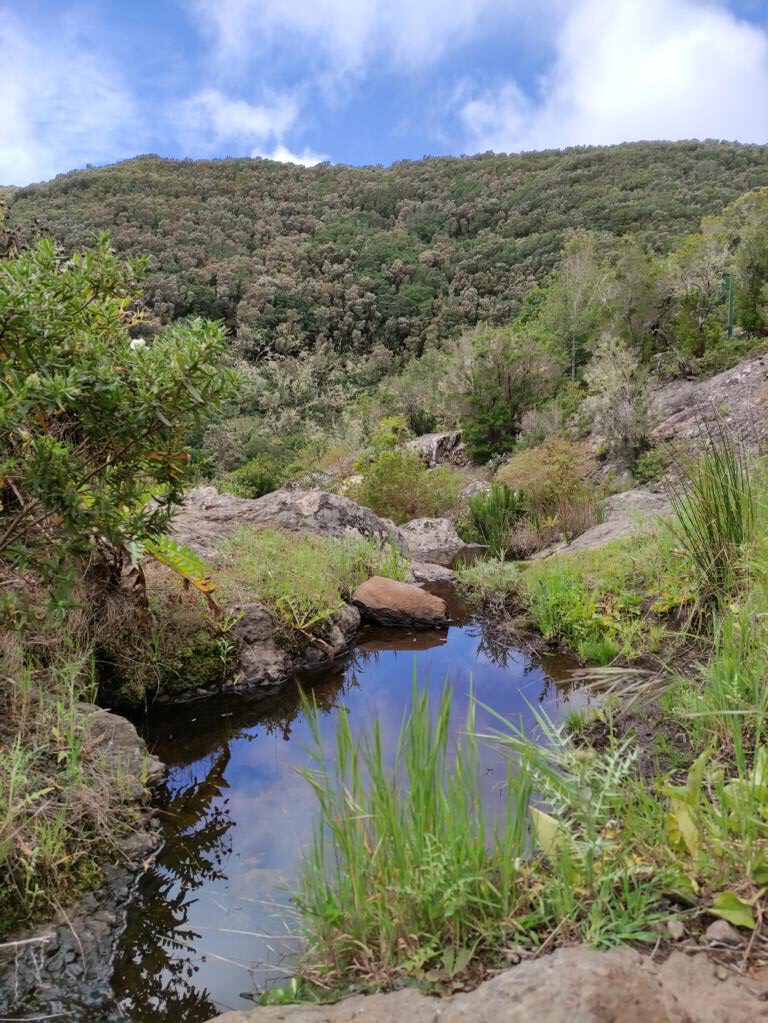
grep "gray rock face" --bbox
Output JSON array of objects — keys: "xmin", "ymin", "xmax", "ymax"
[
  {"xmin": 173, "ymin": 487, "xmax": 405, "ymax": 558},
  {"xmin": 352, "ymin": 576, "xmax": 449, "ymax": 629},
  {"xmin": 532, "ymin": 488, "xmax": 671, "ymax": 559},
  {"xmin": 205, "ymin": 946, "xmax": 768, "ymax": 1023},
  {"xmin": 398, "ymin": 517, "xmax": 466, "ymax": 565},
  {"xmin": 651, "ymin": 353, "xmax": 768, "ymax": 453},
  {"xmin": 406, "ymin": 430, "xmax": 466, "ymax": 468},
  {"xmin": 461, "ymin": 479, "xmax": 492, "ymax": 500},
  {"xmin": 408, "ymin": 561, "xmax": 456, "ymax": 584}
]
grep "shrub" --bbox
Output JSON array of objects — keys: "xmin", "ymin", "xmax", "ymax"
[
  {"xmin": 220, "ymin": 455, "xmax": 285, "ymax": 498},
  {"xmin": 583, "ymin": 334, "xmax": 650, "ymax": 461},
  {"xmin": 0, "ymin": 235, "xmax": 235, "ymax": 587},
  {"xmin": 455, "ymin": 558, "xmax": 521, "ymax": 613},
  {"xmin": 462, "ymin": 483, "xmax": 526, "ymax": 558},
  {"xmin": 632, "ymin": 446, "xmax": 669, "ymax": 484},
  {"xmin": 352, "ymin": 449, "xmax": 462, "ymax": 524}
]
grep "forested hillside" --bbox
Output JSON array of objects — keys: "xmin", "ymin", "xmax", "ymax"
[{"xmin": 7, "ymin": 142, "xmax": 768, "ymax": 361}]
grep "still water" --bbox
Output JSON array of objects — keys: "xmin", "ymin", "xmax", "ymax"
[{"xmin": 106, "ymin": 589, "xmax": 583, "ymax": 1020}]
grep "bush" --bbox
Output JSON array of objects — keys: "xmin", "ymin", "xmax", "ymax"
[
  {"xmin": 462, "ymin": 483, "xmax": 525, "ymax": 558},
  {"xmin": 0, "ymin": 235, "xmax": 235, "ymax": 588},
  {"xmin": 220, "ymin": 455, "xmax": 285, "ymax": 498},
  {"xmin": 455, "ymin": 557, "xmax": 521, "ymax": 612},
  {"xmin": 352, "ymin": 449, "xmax": 462, "ymax": 524},
  {"xmin": 583, "ymin": 334, "xmax": 650, "ymax": 461}
]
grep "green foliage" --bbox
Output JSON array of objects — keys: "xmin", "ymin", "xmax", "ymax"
[
  {"xmin": 666, "ymin": 425, "xmax": 756, "ymax": 610},
  {"xmin": 295, "ymin": 685, "xmax": 528, "ymax": 986},
  {"xmin": 0, "ymin": 235, "xmax": 235, "ymax": 584},
  {"xmin": 584, "ymin": 334, "xmax": 650, "ymax": 461},
  {"xmin": 463, "ymin": 483, "xmax": 525, "ymax": 558},
  {"xmin": 352, "ymin": 449, "xmax": 462, "ymax": 524},
  {"xmin": 220, "ymin": 455, "xmax": 286, "ymax": 498},
  {"xmin": 632, "ymin": 446, "xmax": 669, "ymax": 484},
  {"xmin": 455, "ymin": 557, "xmax": 520, "ymax": 614}
]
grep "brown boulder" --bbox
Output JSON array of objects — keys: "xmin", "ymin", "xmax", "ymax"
[{"xmin": 352, "ymin": 576, "xmax": 448, "ymax": 629}]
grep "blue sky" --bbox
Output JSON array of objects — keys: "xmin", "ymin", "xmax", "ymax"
[{"xmin": 2, "ymin": 0, "xmax": 768, "ymax": 185}]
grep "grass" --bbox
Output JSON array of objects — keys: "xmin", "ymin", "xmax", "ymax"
[
  {"xmin": 217, "ymin": 527, "xmax": 408, "ymax": 645},
  {"xmin": 0, "ymin": 640, "xmax": 144, "ymax": 934},
  {"xmin": 455, "ymin": 557, "xmax": 521, "ymax": 613},
  {"xmin": 462, "ymin": 483, "xmax": 525, "ymax": 559}
]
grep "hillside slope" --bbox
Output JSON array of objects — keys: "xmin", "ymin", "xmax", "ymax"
[{"xmin": 7, "ymin": 142, "xmax": 768, "ymax": 359}]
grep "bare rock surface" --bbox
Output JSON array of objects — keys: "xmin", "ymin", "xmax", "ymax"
[
  {"xmin": 651, "ymin": 353, "xmax": 768, "ymax": 452},
  {"xmin": 533, "ymin": 488, "xmax": 671, "ymax": 559},
  {"xmin": 352, "ymin": 576, "xmax": 449, "ymax": 629},
  {"xmin": 173, "ymin": 487, "xmax": 405, "ymax": 558},
  {"xmin": 398, "ymin": 517, "xmax": 466, "ymax": 565},
  {"xmin": 408, "ymin": 561, "xmax": 456, "ymax": 584},
  {"xmin": 205, "ymin": 947, "xmax": 768, "ymax": 1023},
  {"xmin": 406, "ymin": 430, "xmax": 466, "ymax": 467}
]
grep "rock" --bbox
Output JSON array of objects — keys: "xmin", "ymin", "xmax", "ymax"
[
  {"xmin": 461, "ymin": 479, "xmax": 492, "ymax": 499},
  {"xmin": 408, "ymin": 561, "xmax": 455, "ymax": 584},
  {"xmin": 230, "ymin": 602, "xmax": 360, "ymax": 691},
  {"xmin": 398, "ymin": 517, "xmax": 466, "ymax": 565},
  {"xmin": 651, "ymin": 354, "xmax": 768, "ymax": 454},
  {"xmin": 352, "ymin": 576, "xmax": 448, "ymax": 629},
  {"xmin": 173, "ymin": 487, "xmax": 405, "ymax": 558},
  {"xmin": 204, "ymin": 946, "xmax": 768, "ymax": 1023},
  {"xmin": 532, "ymin": 487, "xmax": 671, "ymax": 559},
  {"xmin": 82, "ymin": 705, "xmax": 165, "ymax": 791},
  {"xmin": 406, "ymin": 430, "xmax": 466, "ymax": 468},
  {"xmin": 705, "ymin": 919, "xmax": 744, "ymax": 946},
  {"xmin": 667, "ymin": 919, "xmax": 686, "ymax": 941}
]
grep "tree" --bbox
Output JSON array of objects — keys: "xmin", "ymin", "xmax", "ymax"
[
  {"xmin": 583, "ymin": 334, "xmax": 649, "ymax": 461},
  {"xmin": 0, "ymin": 235, "xmax": 235, "ymax": 589}
]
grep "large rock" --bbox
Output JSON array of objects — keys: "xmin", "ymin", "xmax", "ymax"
[
  {"xmin": 533, "ymin": 488, "xmax": 671, "ymax": 559},
  {"xmin": 406, "ymin": 430, "xmax": 466, "ymax": 468},
  {"xmin": 173, "ymin": 487, "xmax": 405, "ymax": 558},
  {"xmin": 651, "ymin": 353, "xmax": 768, "ymax": 453},
  {"xmin": 408, "ymin": 561, "xmax": 455, "ymax": 584},
  {"xmin": 352, "ymin": 576, "xmax": 448, "ymax": 629},
  {"xmin": 205, "ymin": 946, "xmax": 768, "ymax": 1023},
  {"xmin": 398, "ymin": 517, "xmax": 466, "ymax": 565}
]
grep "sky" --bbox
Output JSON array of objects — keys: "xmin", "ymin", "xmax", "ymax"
[{"xmin": 2, "ymin": 0, "xmax": 768, "ymax": 186}]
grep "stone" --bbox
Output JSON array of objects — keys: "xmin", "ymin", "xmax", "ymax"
[
  {"xmin": 204, "ymin": 946, "xmax": 768, "ymax": 1023},
  {"xmin": 666, "ymin": 919, "xmax": 686, "ymax": 941},
  {"xmin": 352, "ymin": 576, "xmax": 449, "ymax": 629},
  {"xmin": 704, "ymin": 919, "xmax": 744, "ymax": 946},
  {"xmin": 406, "ymin": 430, "xmax": 466, "ymax": 468},
  {"xmin": 461, "ymin": 479, "xmax": 492, "ymax": 500},
  {"xmin": 172, "ymin": 487, "xmax": 406, "ymax": 558},
  {"xmin": 398, "ymin": 517, "xmax": 466, "ymax": 565},
  {"xmin": 531, "ymin": 487, "xmax": 671, "ymax": 559},
  {"xmin": 408, "ymin": 561, "xmax": 455, "ymax": 584}
]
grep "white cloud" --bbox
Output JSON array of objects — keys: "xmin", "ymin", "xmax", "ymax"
[
  {"xmin": 459, "ymin": 0, "xmax": 768, "ymax": 152},
  {"xmin": 189, "ymin": 0, "xmax": 535, "ymax": 73},
  {"xmin": 0, "ymin": 13, "xmax": 141, "ymax": 185},
  {"xmin": 178, "ymin": 88, "xmax": 299, "ymax": 149},
  {"xmin": 253, "ymin": 143, "xmax": 328, "ymax": 167}
]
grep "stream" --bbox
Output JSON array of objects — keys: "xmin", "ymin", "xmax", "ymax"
[{"xmin": 26, "ymin": 586, "xmax": 586, "ymax": 1021}]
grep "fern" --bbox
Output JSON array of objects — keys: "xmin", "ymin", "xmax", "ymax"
[{"xmin": 143, "ymin": 535, "xmax": 223, "ymax": 618}]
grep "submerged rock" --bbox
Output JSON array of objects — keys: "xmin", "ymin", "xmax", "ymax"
[
  {"xmin": 408, "ymin": 561, "xmax": 455, "ymax": 584},
  {"xmin": 173, "ymin": 486, "xmax": 406, "ymax": 557},
  {"xmin": 352, "ymin": 576, "xmax": 449, "ymax": 629},
  {"xmin": 398, "ymin": 517, "xmax": 466, "ymax": 565},
  {"xmin": 205, "ymin": 946, "xmax": 768, "ymax": 1022},
  {"xmin": 406, "ymin": 430, "xmax": 466, "ymax": 468}
]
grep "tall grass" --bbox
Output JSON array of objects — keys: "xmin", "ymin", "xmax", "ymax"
[
  {"xmin": 294, "ymin": 685, "xmax": 529, "ymax": 985},
  {"xmin": 666, "ymin": 421, "xmax": 756, "ymax": 610},
  {"xmin": 464, "ymin": 483, "xmax": 525, "ymax": 559}
]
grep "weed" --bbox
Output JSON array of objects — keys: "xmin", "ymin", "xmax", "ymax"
[{"xmin": 462, "ymin": 483, "xmax": 525, "ymax": 558}]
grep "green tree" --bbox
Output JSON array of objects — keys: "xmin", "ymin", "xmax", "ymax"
[{"xmin": 0, "ymin": 235, "xmax": 235, "ymax": 587}]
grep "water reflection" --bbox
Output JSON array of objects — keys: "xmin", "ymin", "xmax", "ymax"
[{"xmin": 100, "ymin": 599, "xmax": 585, "ymax": 1021}]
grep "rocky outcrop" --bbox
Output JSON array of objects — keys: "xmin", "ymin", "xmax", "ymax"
[
  {"xmin": 352, "ymin": 576, "xmax": 449, "ymax": 629},
  {"xmin": 173, "ymin": 487, "xmax": 406, "ymax": 558},
  {"xmin": 406, "ymin": 430, "xmax": 466, "ymax": 468},
  {"xmin": 461, "ymin": 479, "xmax": 492, "ymax": 500},
  {"xmin": 205, "ymin": 946, "xmax": 768, "ymax": 1023},
  {"xmin": 233, "ymin": 602, "xmax": 360, "ymax": 691},
  {"xmin": 651, "ymin": 353, "xmax": 768, "ymax": 453},
  {"xmin": 398, "ymin": 517, "xmax": 467, "ymax": 565},
  {"xmin": 533, "ymin": 488, "xmax": 671, "ymax": 559}
]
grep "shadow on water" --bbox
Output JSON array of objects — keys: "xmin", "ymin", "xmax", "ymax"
[{"xmin": 71, "ymin": 588, "xmax": 584, "ymax": 1021}]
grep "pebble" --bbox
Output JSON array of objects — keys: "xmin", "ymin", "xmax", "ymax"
[
  {"xmin": 705, "ymin": 919, "xmax": 744, "ymax": 946},
  {"xmin": 667, "ymin": 919, "xmax": 686, "ymax": 941}
]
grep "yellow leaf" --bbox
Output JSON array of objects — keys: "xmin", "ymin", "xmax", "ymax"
[{"xmin": 531, "ymin": 807, "xmax": 563, "ymax": 859}]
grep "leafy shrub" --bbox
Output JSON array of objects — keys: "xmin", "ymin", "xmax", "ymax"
[
  {"xmin": 0, "ymin": 236, "xmax": 234, "ymax": 587},
  {"xmin": 462, "ymin": 483, "xmax": 525, "ymax": 558},
  {"xmin": 583, "ymin": 334, "xmax": 650, "ymax": 461},
  {"xmin": 352, "ymin": 449, "xmax": 462, "ymax": 524},
  {"xmin": 220, "ymin": 455, "xmax": 285, "ymax": 498},
  {"xmin": 632, "ymin": 446, "xmax": 669, "ymax": 484}
]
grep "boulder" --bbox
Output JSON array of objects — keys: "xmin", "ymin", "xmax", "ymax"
[
  {"xmin": 172, "ymin": 487, "xmax": 406, "ymax": 558},
  {"xmin": 461, "ymin": 479, "xmax": 492, "ymax": 500},
  {"xmin": 352, "ymin": 576, "xmax": 448, "ymax": 629},
  {"xmin": 231, "ymin": 602, "xmax": 360, "ymax": 691},
  {"xmin": 408, "ymin": 561, "xmax": 455, "ymax": 584},
  {"xmin": 398, "ymin": 517, "xmax": 466, "ymax": 565},
  {"xmin": 204, "ymin": 946, "xmax": 768, "ymax": 1023},
  {"xmin": 406, "ymin": 430, "xmax": 466, "ymax": 468}
]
